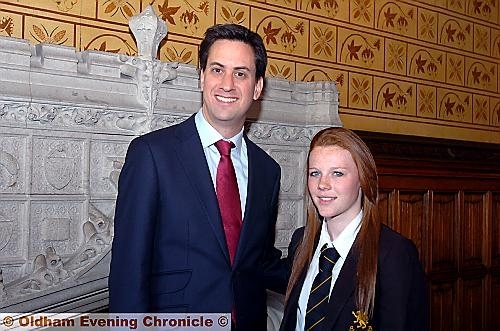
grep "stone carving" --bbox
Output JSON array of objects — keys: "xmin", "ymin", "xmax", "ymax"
[
  {"xmin": 0, "ymin": 212, "xmax": 14, "ymax": 252},
  {"xmin": 29, "ymin": 201, "xmax": 82, "ymax": 257},
  {"xmin": 120, "ymin": 5, "xmax": 178, "ymax": 134},
  {"xmin": 151, "ymin": 114, "xmax": 188, "ymax": 131},
  {"xmin": 248, "ymin": 123, "xmax": 316, "ymax": 146},
  {"xmin": 63, "ymin": 203, "xmax": 113, "ymax": 273},
  {"xmin": 0, "ymin": 203, "xmax": 112, "ymax": 301},
  {"xmin": 0, "ymin": 202, "xmax": 24, "ymax": 261},
  {"xmin": 90, "ymin": 141, "xmax": 129, "ymax": 195},
  {"xmin": 0, "ymin": 102, "xmax": 27, "ymax": 125},
  {"xmin": 269, "ymin": 150, "xmax": 303, "ymax": 194},
  {"xmin": 0, "ymin": 135, "xmax": 25, "ymax": 194},
  {"xmin": 0, "ymin": 270, "xmax": 5, "ymax": 299},
  {"xmin": 27, "ymin": 104, "xmax": 58, "ymax": 123},
  {"xmin": 19, "ymin": 247, "xmax": 69, "ymax": 294},
  {"xmin": 44, "ymin": 146, "xmax": 76, "ymax": 191},
  {"xmin": 26, "ymin": 103, "xmax": 152, "ymax": 134},
  {"xmin": 32, "ymin": 138, "xmax": 83, "ymax": 194},
  {"xmin": 0, "ymin": 149, "xmax": 19, "ymax": 189}
]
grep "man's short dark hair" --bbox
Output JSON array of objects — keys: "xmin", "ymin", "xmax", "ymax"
[{"xmin": 199, "ymin": 24, "xmax": 267, "ymax": 80}]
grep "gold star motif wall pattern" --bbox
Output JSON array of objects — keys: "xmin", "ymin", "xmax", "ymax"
[{"xmin": 0, "ymin": 0, "xmax": 498, "ymax": 142}]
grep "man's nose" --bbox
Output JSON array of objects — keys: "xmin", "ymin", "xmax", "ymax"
[{"xmin": 221, "ymin": 72, "xmax": 235, "ymax": 91}]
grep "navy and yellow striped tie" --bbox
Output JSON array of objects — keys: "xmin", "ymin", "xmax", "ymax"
[{"xmin": 304, "ymin": 244, "xmax": 340, "ymax": 330}]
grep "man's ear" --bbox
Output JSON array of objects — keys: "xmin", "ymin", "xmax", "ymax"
[{"xmin": 253, "ymin": 77, "xmax": 264, "ymax": 100}]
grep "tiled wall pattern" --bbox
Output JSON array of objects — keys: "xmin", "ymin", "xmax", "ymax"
[{"xmin": 0, "ymin": 0, "xmax": 498, "ymax": 143}]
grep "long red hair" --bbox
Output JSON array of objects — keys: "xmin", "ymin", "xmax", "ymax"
[{"xmin": 285, "ymin": 127, "xmax": 381, "ymax": 317}]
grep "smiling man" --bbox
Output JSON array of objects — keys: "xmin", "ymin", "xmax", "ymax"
[{"xmin": 108, "ymin": 24, "xmax": 286, "ymax": 331}]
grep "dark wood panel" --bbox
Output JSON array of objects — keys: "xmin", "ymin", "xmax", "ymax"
[
  {"xmin": 493, "ymin": 194, "xmax": 500, "ymax": 273},
  {"xmin": 462, "ymin": 194, "xmax": 487, "ymax": 272},
  {"xmin": 431, "ymin": 193, "xmax": 458, "ymax": 274},
  {"xmin": 430, "ymin": 282, "xmax": 457, "ymax": 330},
  {"xmin": 356, "ymin": 130, "xmax": 500, "ymax": 331},
  {"xmin": 460, "ymin": 278, "xmax": 486, "ymax": 331}
]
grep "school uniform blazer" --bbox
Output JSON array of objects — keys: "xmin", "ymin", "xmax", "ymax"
[
  {"xmin": 108, "ymin": 114, "xmax": 286, "ymax": 331},
  {"xmin": 280, "ymin": 225, "xmax": 428, "ymax": 331}
]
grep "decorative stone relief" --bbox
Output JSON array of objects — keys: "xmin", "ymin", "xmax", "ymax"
[
  {"xmin": 119, "ymin": 5, "xmax": 178, "ymax": 134},
  {"xmin": 247, "ymin": 122, "xmax": 316, "ymax": 146},
  {"xmin": 276, "ymin": 199, "xmax": 303, "ymax": 250},
  {"xmin": 0, "ymin": 202, "xmax": 112, "ymax": 302},
  {"xmin": 62, "ymin": 202, "xmax": 113, "ymax": 274},
  {"xmin": 31, "ymin": 138, "xmax": 84, "ymax": 194},
  {"xmin": 0, "ymin": 201, "xmax": 25, "ymax": 260},
  {"xmin": 26, "ymin": 103, "xmax": 150, "ymax": 134},
  {"xmin": 29, "ymin": 201, "xmax": 83, "ymax": 258},
  {"xmin": 0, "ymin": 135, "xmax": 26, "ymax": 193},
  {"xmin": 90, "ymin": 141, "xmax": 129, "ymax": 195},
  {"xmin": 0, "ymin": 102, "xmax": 28, "ymax": 127},
  {"xmin": 268, "ymin": 149, "xmax": 304, "ymax": 195},
  {"xmin": 151, "ymin": 113, "xmax": 189, "ymax": 131}
]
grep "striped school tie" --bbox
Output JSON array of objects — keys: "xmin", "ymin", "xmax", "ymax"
[{"xmin": 304, "ymin": 244, "xmax": 340, "ymax": 330}]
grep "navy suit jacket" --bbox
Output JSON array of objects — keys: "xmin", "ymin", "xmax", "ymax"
[
  {"xmin": 280, "ymin": 225, "xmax": 428, "ymax": 331},
  {"xmin": 109, "ymin": 114, "xmax": 285, "ymax": 330}
]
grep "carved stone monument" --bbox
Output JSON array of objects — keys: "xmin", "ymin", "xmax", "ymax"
[{"xmin": 0, "ymin": 5, "xmax": 340, "ymax": 326}]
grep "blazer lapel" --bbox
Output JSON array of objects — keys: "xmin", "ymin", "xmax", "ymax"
[
  {"xmin": 322, "ymin": 248, "xmax": 358, "ymax": 330},
  {"xmin": 173, "ymin": 115, "xmax": 230, "ymax": 263},
  {"xmin": 281, "ymin": 269, "xmax": 307, "ymax": 330}
]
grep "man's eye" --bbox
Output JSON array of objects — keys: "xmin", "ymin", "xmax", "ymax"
[
  {"xmin": 234, "ymin": 72, "xmax": 246, "ymax": 78},
  {"xmin": 212, "ymin": 67, "xmax": 222, "ymax": 74}
]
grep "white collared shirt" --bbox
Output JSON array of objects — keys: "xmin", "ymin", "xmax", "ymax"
[
  {"xmin": 295, "ymin": 210, "xmax": 363, "ymax": 331},
  {"xmin": 194, "ymin": 109, "xmax": 248, "ymax": 217}
]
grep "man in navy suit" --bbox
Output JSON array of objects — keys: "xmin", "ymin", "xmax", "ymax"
[{"xmin": 108, "ymin": 24, "xmax": 286, "ymax": 330}]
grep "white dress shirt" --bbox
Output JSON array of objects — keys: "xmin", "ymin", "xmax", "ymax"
[
  {"xmin": 195, "ymin": 109, "xmax": 248, "ymax": 217},
  {"xmin": 295, "ymin": 210, "xmax": 363, "ymax": 331}
]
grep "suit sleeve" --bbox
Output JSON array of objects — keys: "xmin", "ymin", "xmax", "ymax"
[
  {"xmin": 108, "ymin": 137, "xmax": 159, "ymax": 312},
  {"xmin": 376, "ymin": 237, "xmax": 429, "ymax": 331},
  {"xmin": 261, "ymin": 167, "xmax": 288, "ymax": 294}
]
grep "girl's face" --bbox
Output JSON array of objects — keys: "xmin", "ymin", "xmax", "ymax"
[{"xmin": 307, "ymin": 145, "xmax": 362, "ymax": 224}]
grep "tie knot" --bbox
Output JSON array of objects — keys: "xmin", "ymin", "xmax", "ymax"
[
  {"xmin": 215, "ymin": 140, "xmax": 234, "ymax": 156},
  {"xmin": 319, "ymin": 244, "xmax": 340, "ymax": 273}
]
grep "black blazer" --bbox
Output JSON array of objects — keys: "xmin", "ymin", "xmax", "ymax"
[
  {"xmin": 280, "ymin": 225, "xmax": 428, "ymax": 331},
  {"xmin": 109, "ymin": 114, "xmax": 286, "ymax": 330}
]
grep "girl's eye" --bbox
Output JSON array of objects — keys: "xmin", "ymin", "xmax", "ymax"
[
  {"xmin": 333, "ymin": 171, "xmax": 344, "ymax": 177},
  {"xmin": 309, "ymin": 170, "xmax": 320, "ymax": 177}
]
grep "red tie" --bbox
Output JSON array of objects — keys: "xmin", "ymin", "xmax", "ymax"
[{"xmin": 215, "ymin": 140, "xmax": 242, "ymax": 265}]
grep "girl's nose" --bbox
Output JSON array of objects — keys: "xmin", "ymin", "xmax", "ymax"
[{"xmin": 318, "ymin": 176, "xmax": 331, "ymax": 190}]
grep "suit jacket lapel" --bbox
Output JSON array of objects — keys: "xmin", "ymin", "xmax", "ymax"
[
  {"xmin": 173, "ymin": 115, "xmax": 230, "ymax": 263},
  {"xmin": 232, "ymin": 135, "xmax": 255, "ymax": 264}
]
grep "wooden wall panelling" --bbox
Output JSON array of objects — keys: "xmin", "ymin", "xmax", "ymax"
[
  {"xmin": 357, "ymin": 130, "xmax": 500, "ymax": 330},
  {"xmin": 460, "ymin": 192, "xmax": 489, "ymax": 330},
  {"xmin": 491, "ymin": 193, "xmax": 500, "ymax": 330}
]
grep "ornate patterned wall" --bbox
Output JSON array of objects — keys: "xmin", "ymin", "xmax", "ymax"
[{"xmin": 0, "ymin": 0, "xmax": 498, "ymax": 143}]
